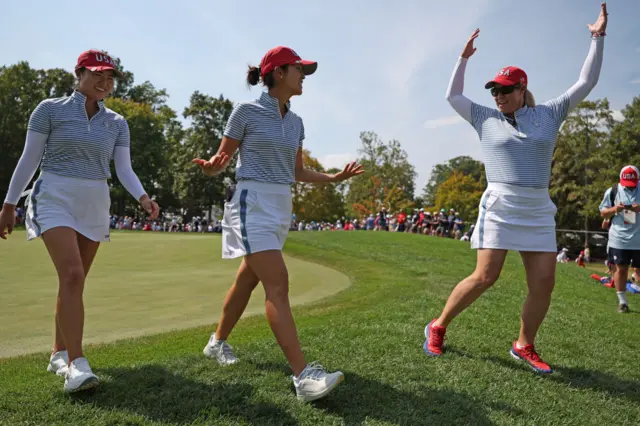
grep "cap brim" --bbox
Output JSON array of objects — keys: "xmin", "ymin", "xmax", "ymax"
[
  {"xmin": 86, "ymin": 65, "xmax": 123, "ymax": 77},
  {"xmin": 484, "ymin": 78, "xmax": 516, "ymax": 89},
  {"xmin": 621, "ymin": 179, "xmax": 638, "ymax": 188},
  {"xmin": 300, "ymin": 60, "xmax": 317, "ymax": 75}
]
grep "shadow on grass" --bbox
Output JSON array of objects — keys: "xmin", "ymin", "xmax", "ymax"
[
  {"xmin": 456, "ymin": 350, "xmax": 640, "ymax": 404},
  {"xmin": 70, "ymin": 364, "xmax": 298, "ymax": 426},
  {"xmin": 252, "ymin": 360, "xmax": 521, "ymax": 426}
]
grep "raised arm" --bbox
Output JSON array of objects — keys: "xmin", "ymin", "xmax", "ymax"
[
  {"xmin": 567, "ymin": 4, "xmax": 608, "ymax": 109},
  {"xmin": 445, "ymin": 29, "xmax": 481, "ymax": 124},
  {"xmin": 565, "ymin": 35, "xmax": 605, "ymax": 111}
]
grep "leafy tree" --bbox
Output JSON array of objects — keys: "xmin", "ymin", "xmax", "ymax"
[
  {"xmin": 345, "ymin": 131, "xmax": 416, "ymax": 215},
  {"xmin": 422, "ymin": 155, "xmax": 486, "ymax": 205},
  {"xmin": 172, "ymin": 92, "xmax": 234, "ymax": 220},
  {"xmin": 104, "ymin": 97, "xmax": 173, "ymax": 217},
  {"xmin": 293, "ymin": 150, "xmax": 345, "ymax": 222},
  {"xmin": 433, "ymin": 171, "xmax": 484, "ymax": 221},
  {"xmin": 550, "ymin": 99, "xmax": 614, "ymax": 241}
]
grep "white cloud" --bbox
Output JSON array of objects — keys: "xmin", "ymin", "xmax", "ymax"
[
  {"xmin": 631, "ymin": 79, "xmax": 640, "ymax": 85},
  {"xmin": 423, "ymin": 115, "xmax": 466, "ymax": 129},
  {"xmin": 612, "ymin": 110, "xmax": 624, "ymax": 122},
  {"xmin": 319, "ymin": 153, "xmax": 358, "ymax": 170}
]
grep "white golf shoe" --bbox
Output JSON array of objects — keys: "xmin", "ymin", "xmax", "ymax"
[
  {"xmin": 293, "ymin": 362, "xmax": 344, "ymax": 402},
  {"xmin": 64, "ymin": 357, "xmax": 99, "ymax": 393},
  {"xmin": 203, "ymin": 333, "xmax": 239, "ymax": 366},
  {"xmin": 47, "ymin": 350, "xmax": 69, "ymax": 377}
]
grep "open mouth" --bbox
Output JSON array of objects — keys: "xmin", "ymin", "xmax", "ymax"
[{"xmin": 95, "ymin": 86, "xmax": 106, "ymax": 92}]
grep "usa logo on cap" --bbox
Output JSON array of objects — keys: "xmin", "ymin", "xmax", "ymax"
[{"xmin": 620, "ymin": 165, "xmax": 639, "ymax": 188}]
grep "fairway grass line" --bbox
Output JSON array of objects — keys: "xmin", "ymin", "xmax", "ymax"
[{"xmin": 0, "ymin": 231, "xmax": 352, "ymax": 359}]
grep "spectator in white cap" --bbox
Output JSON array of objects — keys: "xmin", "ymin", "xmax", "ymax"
[
  {"xmin": 0, "ymin": 49, "xmax": 159, "ymax": 393},
  {"xmin": 556, "ymin": 248, "xmax": 569, "ymax": 263},
  {"xmin": 193, "ymin": 45, "xmax": 363, "ymax": 401},
  {"xmin": 599, "ymin": 165, "xmax": 640, "ymax": 313},
  {"xmin": 424, "ymin": 3, "xmax": 607, "ymax": 374}
]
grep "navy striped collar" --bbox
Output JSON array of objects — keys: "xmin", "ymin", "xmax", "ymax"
[
  {"xmin": 259, "ymin": 91, "xmax": 291, "ymax": 115},
  {"xmin": 72, "ymin": 90, "xmax": 106, "ymax": 111}
]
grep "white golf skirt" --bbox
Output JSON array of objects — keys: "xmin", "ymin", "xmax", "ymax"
[
  {"xmin": 471, "ymin": 183, "xmax": 557, "ymax": 252},
  {"xmin": 25, "ymin": 171, "xmax": 111, "ymax": 242},
  {"xmin": 221, "ymin": 180, "xmax": 292, "ymax": 259}
]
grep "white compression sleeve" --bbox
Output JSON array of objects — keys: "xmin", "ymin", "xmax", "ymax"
[
  {"xmin": 565, "ymin": 37, "xmax": 605, "ymax": 110},
  {"xmin": 445, "ymin": 57, "xmax": 473, "ymax": 123},
  {"xmin": 113, "ymin": 146, "xmax": 147, "ymax": 201},
  {"xmin": 4, "ymin": 131, "xmax": 47, "ymax": 205}
]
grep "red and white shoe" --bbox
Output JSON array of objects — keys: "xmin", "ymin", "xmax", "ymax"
[
  {"xmin": 509, "ymin": 342, "xmax": 552, "ymax": 374},
  {"xmin": 423, "ymin": 319, "xmax": 446, "ymax": 356}
]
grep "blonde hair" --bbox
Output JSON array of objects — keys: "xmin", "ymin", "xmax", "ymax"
[{"xmin": 524, "ymin": 89, "xmax": 535, "ymax": 107}]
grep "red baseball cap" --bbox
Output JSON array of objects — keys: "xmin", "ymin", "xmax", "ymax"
[
  {"xmin": 485, "ymin": 66, "xmax": 527, "ymax": 89},
  {"xmin": 75, "ymin": 50, "xmax": 122, "ymax": 77},
  {"xmin": 620, "ymin": 165, "xmax": 639, "ymax": 188},
  {"xmin": 259, "ymin": 46, "xmax": 317, "ymax": 77}
]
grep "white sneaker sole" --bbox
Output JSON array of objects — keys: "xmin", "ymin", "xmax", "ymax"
[
  {"xmin": 296, "ymin": 373, "xmax": 345, "ymax": 402},
  {"xmin": 64, "ymin": 376, "xmax": 99, "ymax": 394}
]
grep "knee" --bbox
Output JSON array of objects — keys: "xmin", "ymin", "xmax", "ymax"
[
  {"xmin": 59, "ymin": 266, "xmax": 85, "ymax": 292},
  {"xmin": 529, "ymin": 275, "xmax": 556, "ymax": 296},
  {"xmin": 473, "ymin": 270, "xmax": 500, "ymax": 289},
  {"xmin": 264, "ymin": 273, "xmax": 289, "ymax": 301}
]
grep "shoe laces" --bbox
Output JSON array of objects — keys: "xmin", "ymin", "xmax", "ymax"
[
  {"xmin": 219, "ymin": 342, "xmax": 234, "ymax": 356},
  {"xmin": 301, "ymin": 362, "xmax": 327, "ymax": 381},
  {"xmin": 520, "ymin": 345, "xmax": 542, "ymax": 362}
]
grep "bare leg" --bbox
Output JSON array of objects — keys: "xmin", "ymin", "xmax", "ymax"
[
  {"xmin": 215, "ymin": 258, "xmax": 260, "ymax": 340},
  {"xmin": 434, "ymin": 249, "xmax": 508, "ymax": 328},
  {"xmin": 517, "ymin": 251, "xmax": 556, "ymax": 346},
  {"xmin": 52, "ymin": 232, "xmax": 100, "ymax": 354},
  {"xmin": 245, "ymin": 250, "xmax": 306, "ymax": 376}
]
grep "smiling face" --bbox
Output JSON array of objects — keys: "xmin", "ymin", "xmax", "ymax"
[
  {"xmin": 490, "ymin": 83, "xmax": 526, "ymax": 114},
  {"xmin": 77, "ymin": 69, "xmax": 115, "ymax": 101},
  {"xmin": 276, "ymin": 63, "xmax": 305, "ymax": 96}
]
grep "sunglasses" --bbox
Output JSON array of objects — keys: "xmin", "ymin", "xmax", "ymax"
[{"xmin": 490, "ymin": 84, "xmax": 521, "ymax": 97}]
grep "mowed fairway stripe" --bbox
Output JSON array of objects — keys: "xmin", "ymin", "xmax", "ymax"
[{"xmin": 0, "ymin": 231, "xmax": 351, "ymax": 358}]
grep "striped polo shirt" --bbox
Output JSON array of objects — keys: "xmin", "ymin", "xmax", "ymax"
[
  {"xmin": 224, "ymin": 91, "xmax": 304, "ymax": 185},
  {"xmin": 470, "ymin": 94, "xmax": 570, "ymax": 189},
  {"xmin": 27, "ymin": 90, "xmax": 130, "ymax": 180}
]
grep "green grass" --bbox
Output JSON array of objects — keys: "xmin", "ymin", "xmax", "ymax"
[
  {"xmin": 0, "ymin": 231, "xmax": 350, "ymax": 358},
  {"xmin": 1, "ymin": 231, "xmax": 639, "ymax": 425}
]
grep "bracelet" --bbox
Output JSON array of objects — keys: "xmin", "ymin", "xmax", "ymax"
[{"xmin": 591, "ymin": 31, "xmax": 606, "ymax": 37}]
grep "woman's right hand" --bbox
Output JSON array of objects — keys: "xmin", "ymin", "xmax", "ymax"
[
  {"xmin": 0, "ymin": 205, "xmax": 16, "ymax": 240},
  {"xmin": 192, "ymin": 153, "xmax": 230, "ymax": 177},
  {"xmin": 461, "ymin": 28, "xmax": 480, "ymax": 59}
]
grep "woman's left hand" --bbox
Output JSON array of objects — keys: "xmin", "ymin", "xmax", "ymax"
[
  {"xmin": 332, "ymin": 161, "xmax": 365, "ymax": 182},
  {"xmin": 587, "ymin": 2, "xmax": 608, "ymax": 35}
]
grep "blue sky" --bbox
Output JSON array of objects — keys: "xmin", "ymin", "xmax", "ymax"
[{"xmin": 1, "ymin": 0, "xmax": 638, "ymax": 193}]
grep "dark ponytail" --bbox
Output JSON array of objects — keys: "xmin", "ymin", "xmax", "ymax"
[
  {"xmin": 246, "ymin": 66, "xmax": 260, "ymax": 86},
  {"xmin": 245, "ymin": 64, "xmax": 288, "ymax": 89}
]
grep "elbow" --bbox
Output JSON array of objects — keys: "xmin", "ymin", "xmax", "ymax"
[{"xmin": 445, "ymin": 92, "xmax": 454, "ymax": 103}]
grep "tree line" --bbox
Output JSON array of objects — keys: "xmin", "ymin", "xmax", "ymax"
[{"xmin": 1, "ymin": 60, "xmax": 639, "ymax": 231}]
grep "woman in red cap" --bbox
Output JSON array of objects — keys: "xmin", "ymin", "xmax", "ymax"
[
  {"xmin": 193, "ymin": 46, "xmax": 363, "ymax": 401},
  {"xmin": 0, "ymin": 49, "xmax": 159, "ymax": 393},
  {"xmin": 424, "ymin": 3, "xmax": 608, "ymax": 374}
]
